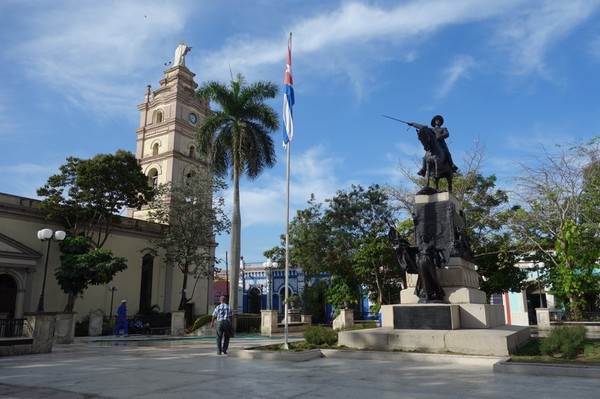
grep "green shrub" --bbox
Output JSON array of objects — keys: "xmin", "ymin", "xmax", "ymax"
[
  {"xmin": 303, "ymin": 325, "xmax": 338, "ymax": 346},
  {"xmin": 540, "ymin": 325, "xmax": 587, "ymax": 359},
  {"xmin": 370, "ymin": 303, "xmax": 382, "ymax": 315},
  {"xmin": 191, "ymin": 314, "xmax": 213, "ymax": 331}
]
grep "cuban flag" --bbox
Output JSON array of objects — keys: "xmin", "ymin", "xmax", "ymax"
[{"xmin": 283, "ymin": 33, "xmax": 294, "ymax": 147}]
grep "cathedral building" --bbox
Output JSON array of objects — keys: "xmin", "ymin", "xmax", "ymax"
[{"xmin": 0, "ymin": 44, "xmax": 214, "ymax": 322}]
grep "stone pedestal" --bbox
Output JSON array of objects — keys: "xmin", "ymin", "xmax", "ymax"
[
  {"xmin": 401, "ymin": 257, "xmax": 486, "ymax": 304},
  {"xmin": 171, "ymin": 310, "xmax": 185, "ymax": 336},
  {"xmin": 261, "ymin": 310, "xmax": 278, "ymax": 335},
  {"xmin": 25, "ymin": 313, "xmax": 56, "ymax": 353},
  {"xmin": 385, "ymin": 303, "xmax": 505, "ymax": 330},
  {"xmin": 88, "ymin": 309, "xmax": 104, "ymax": 336},
  {"xmin": 287, "ymin": 309, "xmax": 301, "ymax": 323},
  {"xmin": 333, "ymin": 309, "xmax": 354, "ymax": 331},
  {"xmin": 536, "ymin": 308, "xmax": 551, "ymax": 330},
  {"xmin": 343, "ymin": 192, "xmax": 530, "ymax": 356},
  {"xmin": 54, "ymin": 312, "xmax": 76, "ymax": 344}
]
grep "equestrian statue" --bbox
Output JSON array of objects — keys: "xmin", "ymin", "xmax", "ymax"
[{"xmin": 384, "ymin": 114, "xmax": 458, "ymax": 194}]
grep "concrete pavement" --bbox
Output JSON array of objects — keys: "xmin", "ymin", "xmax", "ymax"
[{"xmin": 0, "ymin": 335, "xmax": 599, "ymax": 399}]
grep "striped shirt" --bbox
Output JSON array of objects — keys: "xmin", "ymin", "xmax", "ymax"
[{"xmin": 212, "ymin": 303, "xmax": 232, "ymax": 322}]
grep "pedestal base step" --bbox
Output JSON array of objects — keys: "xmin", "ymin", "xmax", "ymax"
[
  {"xmin": 338, "ymin": 325, "xmax": 530, "ymax": 356},
  {"xmin": 382, "ymin": 303, "xmax": 506, "ymax": 330}
]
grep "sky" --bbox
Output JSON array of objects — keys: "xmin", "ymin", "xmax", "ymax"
[{"xmin": 1, "ymin": 0, "xmax": 600, "ymax": 265}]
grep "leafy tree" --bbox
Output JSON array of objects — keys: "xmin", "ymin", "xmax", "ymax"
[
  {"xmin": 146, "ymin": 174, "xmax": 230, "ymax": 310},
  {"xmin": 327, "ymin": 277, "xmax": 358, "ymax": 309},
  {"xmin": 268, "ymin": 185, "xmax": 401, "ymax": 307},
  {"xmin": 300, "ymin": 280, "xmax": 329, "ymax": 324},
  {"xmin": 196, "ymin": 73, "xmax": 279, "ymax": 312},
  {"xmin": 57, "ymin": 236, "xmax": 127, "ymax": 311},
  {"xmin": 509, "ymin": 140, "xmax": 600, "ymax": 319},
  {"xmin": 37, "ymin": 150, "xmax": 153, "ymax": 248},
  {"xmin": 37, "ymin": 150, "xmax": 154, "ymax": 311},
  {"xmin": 461, "ymin": 173, "xmax": 527, "ymax": 296}
]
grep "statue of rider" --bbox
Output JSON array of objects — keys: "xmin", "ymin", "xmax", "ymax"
[{"xmin": 418, "ymin": 115, "xmax": 459, "ymax": 176}]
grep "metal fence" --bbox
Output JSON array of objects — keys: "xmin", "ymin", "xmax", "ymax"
[
  {"xmin": 101, "ymin": 315, "xmax": 173, "ymax": 336},
  {"xmin": 236, "ymin": 313, "xmax": 261, "ymax": 333},
  {"xmin": 0, "ymin": 319, "xmax": 29, "ymax": 338},
  {"xmin": 550, "ymin": 310, "xmax": 600, "ymax": 321}
]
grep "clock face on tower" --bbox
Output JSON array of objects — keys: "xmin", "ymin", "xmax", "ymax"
[{"xmin": 188, "ymin": 112, "xmax": 197, "ymax": 125}]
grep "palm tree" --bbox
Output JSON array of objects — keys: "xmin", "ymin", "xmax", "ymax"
[{"xmin": 196, "ymin": 73, "xmax": 279, "ymax": 313}]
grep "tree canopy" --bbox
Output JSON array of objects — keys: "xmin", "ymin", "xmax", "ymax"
[
  {"xmin": 37, "ymin": 149, "xmax": 153, "ymax": 248},
  {"xmin": 508, "ymin": 140, "xmax": 600, "ymax": 319},
  {"xmin": 146, "ymin": 174, "xmax": 230, "ymax": 310},
  {"xmin": 267, "ymin": 184, "xmax": 402, "ymax": 308},
  {"xmin": 37, "ymin": 150, "xmax": 153, "ymax": 311}
]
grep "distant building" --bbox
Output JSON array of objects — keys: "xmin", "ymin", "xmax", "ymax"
[
  {"xmin": 494, "ymin": 261, "xmax": 555, "ymax": 326},
  {"xmin": 213, "ymin": 261, "xmax": 380, "ymax": 324}
]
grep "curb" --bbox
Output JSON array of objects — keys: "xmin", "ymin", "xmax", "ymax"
[
  {"xmin": 228, "ymin": 348, "xmax": 323, "ymax": 362},
  {"xmin": 493, "ymin": 358, "xmax": 600, "ymax": 379}
]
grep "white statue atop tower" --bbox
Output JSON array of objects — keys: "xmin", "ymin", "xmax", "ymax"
[{"xmin": 174, "ymin": 41, "xmax": 192, "ymax": 67}]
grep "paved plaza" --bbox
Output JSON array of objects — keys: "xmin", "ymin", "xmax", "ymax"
[{"xmin": 0, "ymin": 335, "xmax": 599, "ymax": 399}]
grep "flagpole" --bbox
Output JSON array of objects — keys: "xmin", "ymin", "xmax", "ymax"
[
  {"xmin": 282, "ymin": 31, "xmax": 293, "ymax": 350},
  {"xmin": 283, "ymin": 140, "xmax": 291, "ymax": 350}
]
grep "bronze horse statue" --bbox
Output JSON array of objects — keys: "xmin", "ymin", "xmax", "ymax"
[{"xmin": 417, "ymin": 126, "xmax": 454, "ymax": 193}]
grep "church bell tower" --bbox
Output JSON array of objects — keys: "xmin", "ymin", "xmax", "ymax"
[{"xmin": 128, "ymin": 42, "xmax": 209, "ymax": 220}]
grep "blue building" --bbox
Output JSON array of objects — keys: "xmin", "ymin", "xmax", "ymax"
[{"xmin": 214, "ymin": 260, "xmax": 378, "ymax": 323}]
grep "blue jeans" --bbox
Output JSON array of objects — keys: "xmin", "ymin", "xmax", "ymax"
[
  {"xmin": 216, "ymin": 320, "xmax": 231, "ymax": 353},
  {"xmin": 115, "ymin": 317, "xmax": 128, "ymax": 336}
]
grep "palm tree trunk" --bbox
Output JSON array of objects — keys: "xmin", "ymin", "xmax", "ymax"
[{"xmin": 229, "ymin": 168, "xmax": 241, "ymax": 313}]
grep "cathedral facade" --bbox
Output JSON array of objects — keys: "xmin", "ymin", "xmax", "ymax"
[{"xmin": 0, "ymin": 45, "xmax": 214, "ymax": 322}]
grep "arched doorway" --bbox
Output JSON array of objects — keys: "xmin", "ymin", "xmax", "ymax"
[
  {"xmin": 0, "ymin": 274, "xmax": 17, "ymax": 319},
  {"xmin": 248, "ymin": 287, "xmax": 262, "ymax": 314}
]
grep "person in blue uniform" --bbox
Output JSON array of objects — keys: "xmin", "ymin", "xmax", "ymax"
[{"xmin": 115, "ymin": 299, "xmax": 129, "ymax": 337}]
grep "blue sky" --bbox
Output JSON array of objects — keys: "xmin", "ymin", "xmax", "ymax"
[{"xmin": 1, "ymin": 0, "xmax": 600, "ymax": 264}]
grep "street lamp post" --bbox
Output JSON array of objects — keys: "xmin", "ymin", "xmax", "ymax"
[
  {"xmin": 263, "ymin": 258, "xmax": 278, "ymax": 311},
  {"xmin": 108, "ymin": 285, "xmax": 118, "ymax": 318},
  {"xmin": 36, "ymin": 228, "xmax": 66, "ymax": 312}
]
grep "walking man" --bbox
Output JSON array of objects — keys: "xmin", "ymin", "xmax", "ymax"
[
  {"xmin": 115, "ymin": 299, "xmax": 128, "ymax": 337},
  {"xmin": 211, "ymin": 295, "xmax": 233, "ymax": 355}
]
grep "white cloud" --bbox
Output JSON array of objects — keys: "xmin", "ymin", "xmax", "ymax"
[
  {"xmin": 491, "ymin": 1, "xmax": 600, "ymax": 77},
  {"xmin": 222, "ymin": 145, "xmax": 342, "ymax": 229},
  {"xmin": 8, "ymin": 1, "xmax": 191, "ymax": 118},
  {"xmin": 197, "ymin": 0, "xmax": 530, "ymax": 98},
  {"xmin": 7, "ymin": 0, "xmax": 596, "ymax": 119},
  {"xmin": 437, "ymin": 55, "xmax": 475, "ymax": 99}
]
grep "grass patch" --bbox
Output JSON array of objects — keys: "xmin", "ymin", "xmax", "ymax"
[
  {"xmin": 511, "ymin": 338, "xmax": 600, "ymax": 366},
  {"xmin": 304, "ymin": 325, "xmax": 338, "ymax": 346}
]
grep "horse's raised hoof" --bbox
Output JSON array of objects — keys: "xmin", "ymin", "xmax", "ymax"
[
  {"xmin": 417, "ymin": 169, "xmax": 426, "ymax": 177},
  {"xmin": 452, "ymin": 165, "xmax": 458, "ymax": 172}
]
